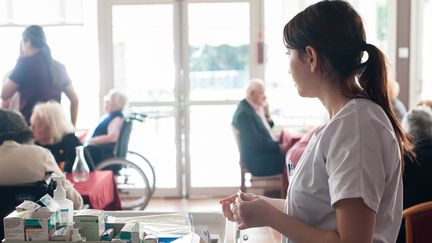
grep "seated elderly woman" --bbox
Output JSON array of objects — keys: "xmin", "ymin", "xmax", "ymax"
[
  {"xmin": 0, "ymin": 109, "xmax": 82, "ymax": 209},
  {"xmin": 401, "ymin": 106, "xmax": 432, "ymax": 207},
  {"xmin": 396, "ymin": 105, "xmax": 432, "ymax": 243},
  {"xmin": 86, "ymin": 89, "xmax": 127, "ymax": 166},
  {"xmin": 30, "ymin": 101, "xmax": 82, "ymax": 172}
]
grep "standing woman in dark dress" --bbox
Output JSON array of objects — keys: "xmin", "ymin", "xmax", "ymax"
[
  {"xmin": 1, "ymin": 25, "xmax": 79, "ymax": 126},
  {"xmin": 31, "ymin": 101, "xmax": 81, "ymax": 172}
]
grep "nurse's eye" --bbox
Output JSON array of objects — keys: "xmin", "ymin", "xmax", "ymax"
[{"xmin": 285, "ymin": 50, "xmax": 291, "ymax": 58}]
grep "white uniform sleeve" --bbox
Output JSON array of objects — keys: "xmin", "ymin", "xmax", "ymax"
[{"xmin": 324, "ymin": 111, "xmax": 387, "ymax": 213}]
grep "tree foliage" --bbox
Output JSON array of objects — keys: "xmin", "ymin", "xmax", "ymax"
[{"xmin": 189, "ymin": 44, "xmax": 249, "ymax": 71}]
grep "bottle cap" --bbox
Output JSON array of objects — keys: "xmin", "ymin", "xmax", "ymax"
[{"xmin": 52, "ymin": 174, "xmax": 66, "ymax": 199}]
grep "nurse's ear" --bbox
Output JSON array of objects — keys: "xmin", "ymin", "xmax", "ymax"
[{"xmin": 305, "ymin": 46, "xmax": 318, "ymax": 73}]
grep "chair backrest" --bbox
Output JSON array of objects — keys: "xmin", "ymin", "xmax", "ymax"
[
  {"xmin": 231, "ymin": 125, "xmax": 242, "ymax": 154},
  {"xmin": 0, "ymin": 173, "xmax": 56, "ymax": 240},
  {"xmin": 231, "ymin": 125, "xmax": 286, "ymax": 197},
  {"xmin": 231, "ymin": 125, "xmax": 248, "ymax": 192},
  {"xmin": 403, "ymin": 201, "xmax": 432, "ymax": 243},
  {"xmin": 114, "ymin": 118, "xmax": 133, "ymax": 159}
]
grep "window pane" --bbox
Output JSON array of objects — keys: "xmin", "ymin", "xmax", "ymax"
[
  {"xmin": 421, "ymin": 0, "xmax": 432, "ymax": 99},
  {"xmin": 64, "ymin": 0, "xmax": 83, "ymax": 24},
  {"xmin": 46, "ymin": 25, "xmax": 99, "ymax": 128},
  {"xmin": 0, "ymin": 1, "xmax": 98, "ymax": 129},
  {"xmin": 0, "ymin": 0, "xmax": 7, "ymax": 24},
  {"xmin": 188, "ymin": 2, "xmax": 250, "ymax": 101},
  {"xmin": 264, "ymin": 0, "xmax": 325, "ymax": 131},
  {"xmin": 112, "ymin": 5, "xmax": 175, "ymax": 102},
  {"xmin": 128, "ymin": 106, "xmax": 177, "ymax": 189},
  {"xmin": 189, "ymin": 105, "xmax": 239, "ymax": 188},
  {"xmin": 1, "ymin": 0, "xmax": 82, "ymax": 25},
  {"xmin": 352, "ymin": 0, "xmax": 389, "ymax": 55},
  {"xmin": 11, "ymin": 0, "xmax": 61, "ymax": 25},
  {"xmin": 264, "ymin": 0, "xmax": 389, "ymax": 131}
]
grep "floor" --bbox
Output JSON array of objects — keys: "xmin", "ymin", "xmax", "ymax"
[{"xmin": 145, "ymin": 197, "xmax": 281, "ymax": 243}]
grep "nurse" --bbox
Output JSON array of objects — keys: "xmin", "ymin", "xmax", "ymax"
[{"xmin": 221, "ymin": 1, "xmax": 414, "ymax": 243}]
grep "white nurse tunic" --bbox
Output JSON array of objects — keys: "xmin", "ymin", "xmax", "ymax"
[{"xmin": 282, "ymin": 98, "xmax": 402, "ymax": 243}]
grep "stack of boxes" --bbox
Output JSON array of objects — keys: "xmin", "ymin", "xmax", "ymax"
[{"xmin": 3, "ymin": 197, "xmax": 215, "ymax": 243}]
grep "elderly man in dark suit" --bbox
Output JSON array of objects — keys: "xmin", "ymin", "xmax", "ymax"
[{"xmin": 232, "ymin": 79, "xmax": 289, "ymax": 176}]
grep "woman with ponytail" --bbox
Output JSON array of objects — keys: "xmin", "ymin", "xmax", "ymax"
[
  {"xmin": 1, "ymin": 25, "xmax": 79, "ymax": 126},
  {"xmin": 221, "ymin": 1, "xmax": 414, "ymax": 243}
]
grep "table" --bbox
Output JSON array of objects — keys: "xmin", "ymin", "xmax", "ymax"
[
  {"xmin": 107, "ymin": 211, "xmax": 235, "ymax": 242},
  {"xmin": 66, "ymin": 171, "xmax": 122, "ymax": 210},
  {"xmin": 3, "ymin": 211, "xmax": 233, "ymax": 243}
]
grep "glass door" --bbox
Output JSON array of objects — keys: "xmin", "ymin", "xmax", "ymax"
[
  {"xmin": 185, "ymin": 0, "xmax": 258, "ymax": 196},
  {"xmin": 103, "ymin": 0, "xmax": 181, "ymax": 197},
  {"xmin": 101, "ymin": 0, "xmax": 258, "ymax": 197}
]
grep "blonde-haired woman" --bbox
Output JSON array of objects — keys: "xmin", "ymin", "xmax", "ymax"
[
  {"xmin": 0, "ymin": 109, "xmax": 82, "ymax": 209},
  {"xmin": 30, "ymin": 101, "xmax": 81, "ymax": 172}
]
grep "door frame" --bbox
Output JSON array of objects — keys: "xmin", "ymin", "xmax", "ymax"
[
  {"xmin": 97, "ymin": 0, "xmax": 264, "ymax": 198},
  {"xmin": 182, "ymin": 0, "xmax": 263, "ymax": 197},
  {"xmin": 98, "ymin": 0, "xmax": 182, "ymax": 197}
]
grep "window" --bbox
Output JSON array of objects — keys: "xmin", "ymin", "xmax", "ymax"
[
  {"xmin": 420, "ymin": 0, "xmax": 432, "ymax": 99},
  {"xmin": 0, "ymin": 0, "xmax": 82, "ymax": 25},
  {"xmin": 264, "ymin": 0, "xmax": 392, "ymax": 132},
  {"xmin": 0, "ymin": 0, "xmax": 98, "ymax": 129}
]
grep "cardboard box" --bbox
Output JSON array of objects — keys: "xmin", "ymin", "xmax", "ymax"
[
  {"xmin": 3, "ymin": 210, "xmax": 31, "ymax": 240},
  {"xmin": 25, "ymin": 211, "xmax": 57, "ymax": 241},
  {"xmin": 73, "ymin": 209, "xmax": 105, "ymax": 241},
  {"xmin": 120, "ymin": 222, "xmax": 142, "ymax": 243},
  {"xmin": 143, "ymin": 234, "xmax": 157, "ymax": 243}
]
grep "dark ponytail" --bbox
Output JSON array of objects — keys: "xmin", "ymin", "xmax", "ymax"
[
  {"xmin": 22, "ymin": 25, "xmax": 60, "ymax": 88},
  {"xmin": 283, "ymin": 0, "xmax": 414, "ymax": 170},
  {"xmin": 360, "ymin": 44, "xmax": 415, "ymax": 168}
]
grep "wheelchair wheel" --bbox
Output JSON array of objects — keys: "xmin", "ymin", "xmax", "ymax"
[
  {"xmin": 126, "ymin": 151, "xmax": 156, "ymax": 195},
  {"xmin": 95, "ymin": 158, "xmax": 151, "ymax": 210}
]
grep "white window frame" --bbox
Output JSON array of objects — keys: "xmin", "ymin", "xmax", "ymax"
[{"xmin": 409, "ymin": 0, "xmax": 424, "ymax": 108}]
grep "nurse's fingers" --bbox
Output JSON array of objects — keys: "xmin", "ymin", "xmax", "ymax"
[
  {"xmin": 236, "ymin": 222, "xmax": 247, "ymax": 230},
  {"xmin": 220, "ymin": 193, "xmax": 237, "ymax": 204},
  {"xmin": 221, "ymin": 201, "xmax": 235, "ymax": 221},
  {"xmin": 239, "ymin": 192, "xmax": 257, "ymax": 201}
]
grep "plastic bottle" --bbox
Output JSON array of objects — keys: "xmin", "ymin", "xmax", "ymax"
[
  {"xmin": 71, "ymin": 228, "xmax": 82, "ymax": 242},
  {"xmin": 52, "ymin": 174, "xmax": 74, "ymax": 226},
  {"xmin": 72, "ymin": 146, "xmax": 90, "ymax": 183}
]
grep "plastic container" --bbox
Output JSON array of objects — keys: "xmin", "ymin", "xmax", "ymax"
[{"xmin": 53, "ymin": 174, "xmax": 74, "ymax": 226}]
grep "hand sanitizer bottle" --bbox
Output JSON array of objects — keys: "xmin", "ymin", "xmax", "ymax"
[
  {"xmin": 71, "ymin": 228, "xmax": 82, "ymax": 242},
  {"xmin": 53, "ymin": 174, "xmax": 74, "ymax": 226}
]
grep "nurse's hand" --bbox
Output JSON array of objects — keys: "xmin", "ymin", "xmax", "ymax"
[
  {"xmin": 220, "ymin": 193, "xmax": 238, "ymax": 221},
  {"xmin": 232, "ymin": 192, "xmax": 276, "ymax": 230}
]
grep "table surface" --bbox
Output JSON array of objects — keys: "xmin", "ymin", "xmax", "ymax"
[
  {"xmin": 3, "ymin": 211, "xmax": 234, "ymax": 243},
  {"xmin": 66, "ymin": 171, "xmax": 121, "ymax": 210}
]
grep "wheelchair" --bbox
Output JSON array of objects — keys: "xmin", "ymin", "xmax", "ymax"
[{"xmin": 85, "ymin": 112, "xmax": 156, "ymax": 210}]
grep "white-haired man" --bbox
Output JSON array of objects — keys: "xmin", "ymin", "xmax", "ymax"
[{"xmin": 232, "ymin": 79, "xmax": 290, "ymax": 176}]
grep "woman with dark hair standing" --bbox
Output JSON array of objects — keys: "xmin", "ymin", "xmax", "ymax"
[
  {"xmin": 221, "ymin": 1, "xmax": 414, "ymax": 243},
  {"xmin": 1, "ymin": 25, "xmax": 79, "ymax": 125}
]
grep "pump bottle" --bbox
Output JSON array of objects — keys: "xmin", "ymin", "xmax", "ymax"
[{"xmin": 53, "ymin": 174, "xmax": 74, "ymax": 226}]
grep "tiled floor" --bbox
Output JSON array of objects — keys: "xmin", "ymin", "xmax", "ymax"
[{"xmin": 146, "ymin": 198, "xmax": 281, "ymax": 243}]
